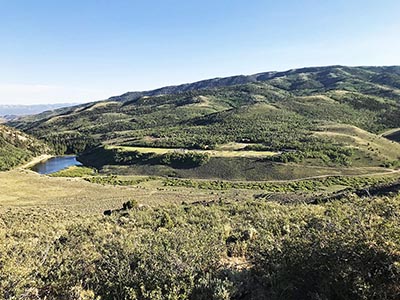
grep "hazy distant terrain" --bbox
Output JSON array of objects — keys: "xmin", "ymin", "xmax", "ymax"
[{"xmin": 0, "ymin": 103, "xmax": 78, "ymax": 120}]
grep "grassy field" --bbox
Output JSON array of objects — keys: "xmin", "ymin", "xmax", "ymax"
[
  {"xmin": 2, "ymin": 162, "xmax": 397, "ymax": 214},
  {"xmin": 0, "ymin": 169, "xmax": 254, "ymax": 213}
]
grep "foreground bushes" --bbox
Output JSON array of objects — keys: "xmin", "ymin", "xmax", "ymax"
[
  {"xmin": 1, "ymin": 195, "xmax": 399, "ymax": 299},
  {"xmin": 251, "ymin": 198, "xmax": 400, "ymax": 299}
]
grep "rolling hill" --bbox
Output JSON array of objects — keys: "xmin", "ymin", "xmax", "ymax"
[
  {"xmin": 10, "ymin": 65, "xmax": 400, "ymax": 174},
  {"xmin": 0, "ymin": 125, "xmax": 50, "ymax": 171}
]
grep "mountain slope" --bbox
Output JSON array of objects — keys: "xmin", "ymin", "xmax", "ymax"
[
  {"xmin": 10, "ymin": 65, "xmax": 400, "ymax": 169},
  {"xmin": 0, "ymin": 125, "xmax": 50, "ymax": 171}
]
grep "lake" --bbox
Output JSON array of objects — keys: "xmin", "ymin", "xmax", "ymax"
[{"xmin": 31, "ymin": 156, "xmax": 82, "ymax": 174}]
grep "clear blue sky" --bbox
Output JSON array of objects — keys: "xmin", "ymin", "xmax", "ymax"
[{"xmin": 1, "ymin": 0, "xmax": 399, "ymax": 104}]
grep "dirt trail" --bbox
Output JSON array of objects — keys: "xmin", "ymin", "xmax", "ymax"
[
  {"xmin": 180, "ymin": 167, "xmax": 400, "ymax": 185},
  {"xmin": 268, "ymin": 169, "xmax": 400, "ymax": 183}
]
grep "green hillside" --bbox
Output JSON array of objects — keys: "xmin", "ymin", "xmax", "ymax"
[
  {"xmin": 0, "ymin": 125, "xmax": 50, "ymax": 171},
  {"xmin": 11, "ymin": 66, "xmax": 400, "ymax": 174}
]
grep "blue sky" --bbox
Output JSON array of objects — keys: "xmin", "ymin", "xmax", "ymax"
[{"xmin": 1, "ymin": 0, "xmax": 399, "ymax": 104}]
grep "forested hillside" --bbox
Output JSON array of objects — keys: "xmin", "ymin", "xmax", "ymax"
[
  {"xmin": 11, "ymin": 66, "xmax": 400, "ymax": 169},
  {"xmin": 0, "ymin": 125, "xmax": 50, "ymax": 171}
]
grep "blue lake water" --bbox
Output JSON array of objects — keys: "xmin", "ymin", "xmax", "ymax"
[{"xmin": 31, "ymin": 156, "xmax": 82, "ymax": 174}]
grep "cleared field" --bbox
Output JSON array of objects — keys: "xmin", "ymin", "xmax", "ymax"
[
  {"xmin": 214, "ymin": 142, "xmax": 259, "ymax": 151},
  {"xmin": 108, "ymin": 145, "xmax": 278, "ymax": 157}
]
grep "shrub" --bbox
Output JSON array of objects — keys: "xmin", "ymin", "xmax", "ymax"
[{"xmin": 122, "ymin": 200, "xmax": 138, "ymax": 210}]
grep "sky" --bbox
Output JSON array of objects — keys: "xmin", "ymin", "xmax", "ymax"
[{"xmin": 0, "ymin": 0, "xmax": 399, "ymax": 105}]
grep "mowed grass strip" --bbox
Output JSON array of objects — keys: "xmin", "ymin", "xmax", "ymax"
[{"xmin": 107, "ymin": 145, "xmax": 278, "ymax": 157}]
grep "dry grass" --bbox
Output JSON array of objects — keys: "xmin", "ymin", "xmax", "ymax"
[
  {"xmin": 297, "ymin": 95, "xmax": 336, "ymax": 103},
  {"xmin": 215, "ymin": 142, "xmax": 254, "ymax": 151},
  {"xmin": 108, "ymin": 145, "xmax": 277, "ymax": 157},
  {"xmin": 86, "ymin": 101, "xmax": 119, "ymax": 111},
  {"xmin": 0, "ymin": 169, "xmax": 252, "ymax": 214}
]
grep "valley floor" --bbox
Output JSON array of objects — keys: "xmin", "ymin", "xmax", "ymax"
[{"xmin": 1, "ymin": 155, "xmax": 398, "ymax": 215}]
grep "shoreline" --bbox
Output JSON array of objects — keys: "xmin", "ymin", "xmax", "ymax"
[{"xmin": 20, "ymin": 154, "xmax": 54, "ymax": 170}]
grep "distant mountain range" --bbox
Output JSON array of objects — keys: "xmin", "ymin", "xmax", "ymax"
[
  {"xmin": 0, "ymin": 103, "xmax": 78, "ymax": 120},
  {"xmin": 108, "ymin": 65, "xmax": 400, "ymax": 102}
]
